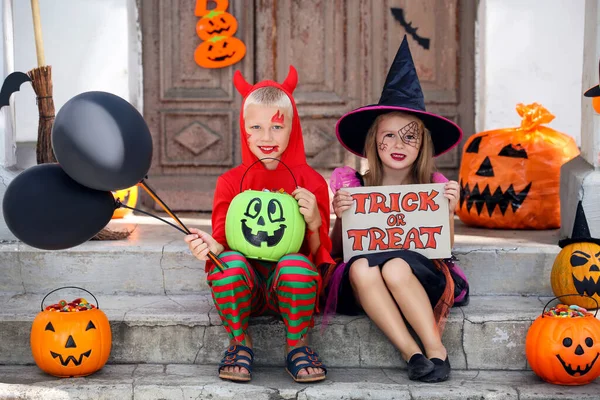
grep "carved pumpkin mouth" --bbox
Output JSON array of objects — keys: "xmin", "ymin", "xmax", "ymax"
[
  {"xmin": 207, "ymin": 26, "xmax": 230, "ymax": 35},
  {"xmin": 241, "ymin": 219, "xmax": 286, "ymax": 247},
  {"xmin": 459, "ymin": 181, "xmax": 532, "ymax": 217},
  {"xmin": 208, "ymin": 52, "xmax": 236, "ymax": 62},
  {"xmin": 556, "ymin": 353, "xmax": 599, "ymax": 376},
  {"xmin": 573, "ymin": 274, "xmax": 600, "ymax": 297},
  {"xmin": 50, "ymin": 350, "xmax": 92, "ymax": 366}
]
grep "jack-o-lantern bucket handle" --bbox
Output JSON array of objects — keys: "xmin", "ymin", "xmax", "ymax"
[
  {"xmin": 40, "ymin": 286, "xmax": 100, "ymax": 311},
  {"xmin": 239, "ymin": 157, "xmax": 298, "ymax": 192},
  {"xmin": 542, "ymin": 294, "xmax": 599, "ymax": 318}
]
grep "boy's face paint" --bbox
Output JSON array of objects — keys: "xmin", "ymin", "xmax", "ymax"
[
  {"xmin": 376, "ymin": 114, "xmax": 422, "ymax": 172},
  {"xmin": 244, "ymin": 104, "xmax": 291, "ymax": 170}
]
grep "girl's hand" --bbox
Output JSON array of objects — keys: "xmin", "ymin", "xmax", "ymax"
[
  {"xmin": 292, "ymin": 187, "xmax": 321, "ymax": 233},
  {"xmin": 444, "ymin": 180, "xmax": 460, "ymax": 214},
  {"xmin": 332, "ymin": 189, "xmax": 353, "ymax": 219},
  {"xmin": 184, "ymin": 228, "xmax": 221, "ymax": 262}
]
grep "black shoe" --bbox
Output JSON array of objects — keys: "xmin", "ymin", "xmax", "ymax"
[
  {"xmin": 419, "ymin": 357, "xmax": 451, "ymax": 383},
  {"xmin": 407, "ymin": 353, "xmax": 435, "ymax": 380}
]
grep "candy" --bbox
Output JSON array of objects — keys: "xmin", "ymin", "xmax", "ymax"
[
  {"xmin": 45, "ymin": 297, "xmax": 96, "ymax": 312},
  {"xmin": 544, "ymin": 303, "xmax": 594, "ymax": 318}
]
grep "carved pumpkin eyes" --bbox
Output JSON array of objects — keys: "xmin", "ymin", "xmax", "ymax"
[
  {"xmin": 86, "ymin": 321, "xmax": 96, "ymax": 331},
  {"xmin": 244, "ymin": 198, "xmax": 261, "ymax": 219},
  {"xmin": 586, "ymin": 337, "xmax": 594, "ymax": 347},
  {"xmin": 268, "ymin": 199, "xmax": 284, "ymax": 223},
  {"xmin": 498, "ymin": 144, "xmax": 528, "ymax": 158},
  {"xmin": 45, "ymin": 322, "xmax": 55, "ymax": 332},
  {"xmin": 571, "ymin": 251, "xmax": 591, "ymax": 267},
  {"xmin": 465, "ymin": 136, "xmax": 483, "ymax": 153},
  {"xmin": 563, "ymin": 337, "xmax": 573, "ymax": 347}
]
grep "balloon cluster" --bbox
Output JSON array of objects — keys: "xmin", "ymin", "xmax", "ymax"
[{"xmin": 3, "ymin": 91, "xmax": 153, "ymax": 250}]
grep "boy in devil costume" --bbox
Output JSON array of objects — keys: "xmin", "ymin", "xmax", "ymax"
[{"xmin": 185, "ymin": 66, "xmax": 333, "ymax": 383}]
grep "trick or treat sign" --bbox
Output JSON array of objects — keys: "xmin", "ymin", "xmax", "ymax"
[{"xmin": 342, "ymin": 184, "xmax": 451, "ymax": 262}]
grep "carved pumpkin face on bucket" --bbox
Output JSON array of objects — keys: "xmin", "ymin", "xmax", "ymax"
[
  {"xmin": 526, "ymin": 311, "xmax": 600, "ymax": 385},
  {"xmin": 30, "ymin": 308, "xmax": 111, "ymax": 377},
  {"xmin": 194, "ymin": 36, "xmax": 246, "ymax": 69},
  {"xmin": 196, "ymin": 10, "xmax": 238, "ymax": 41},
  {"xmin": 225, "ymin": 190, "xmax": 305, "ymax": 261}
]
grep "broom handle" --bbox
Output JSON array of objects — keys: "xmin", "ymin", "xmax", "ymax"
[{"xmin": 30, "ymin": 0, "xmax": 45, "ymax": 66}]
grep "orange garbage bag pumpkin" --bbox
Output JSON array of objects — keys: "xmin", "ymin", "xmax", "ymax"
[{"xmin": 457, "ymin": 103, "xmax": 579, "ymax": 229}]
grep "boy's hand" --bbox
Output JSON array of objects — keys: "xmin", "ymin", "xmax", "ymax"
[
  {"xmin": 292, "ymin": 187, "xmax": 321, "ymax": 233},
  {"xmin": 184, "ymin": 228, "xmax": 222, "ymax": 262},
  {"xmin": 444, "ymin": 180, "xmax": 460, "ymax": 215},
  {"xmin": 332, "ymin": 189, "xmax": 353, "ymax": 219}
]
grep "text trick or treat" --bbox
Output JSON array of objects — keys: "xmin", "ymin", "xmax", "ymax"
[
  {"xmin": 457, "ymin": 103, "xmax": 579, "ymax": 229},
  {"xmin": 225, "ymin": 188, "xmax": 305, "ymax": 262},
  {"xmin": 30, "ymin": 292, "xmax": 111, "ymax": 378},
  {"xmin": 526, "ymin": 301, "xmax": 600, "ymax": 385}
]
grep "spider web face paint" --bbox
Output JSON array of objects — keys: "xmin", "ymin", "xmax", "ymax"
[
  {"xmin": 378, "ymin": 121, "xmax": 422, "ymax": 150},
  {"xmin": 271, "ymin": 110, "xmax": 284, "ymax": 124}
]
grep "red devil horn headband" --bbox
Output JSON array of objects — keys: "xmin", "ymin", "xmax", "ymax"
[{"xmin": 233, "ymin": 66, "xmax": 298, "ymax": 97}]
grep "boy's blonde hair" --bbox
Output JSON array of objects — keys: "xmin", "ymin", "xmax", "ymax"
[
  {"xmin": 243, "ymin": 86, "xmax": 293, "ymax": 119},
  {"xmin": 363, "ymin": 111, "xmax": 435, "ymax": 186}
]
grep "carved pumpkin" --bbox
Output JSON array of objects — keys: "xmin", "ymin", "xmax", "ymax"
[
  {"xmin": 111, "ymin": 185, "xmax": 138, "ymax": 219},
  {"xmin": 194, "ymin": 35, "xmax": 246, "ymax": 69},
  {"xmin": 526, "ymin": 308, "xmax": 600, "ymax": 385},
  {"xmin": 457, "ymin": 103, "xmax": 579, "ymax": 229},
  {"xmin": 551, "ymin": 202, "xmax": 600, "ymax": 309},
  {"xmin": 196, "ymin": 10, "xmax": 238, "ymax": 41},
  {"xmin": 30, "ymin": 307, "xmax": 111, "ymax": 377},
  {"xmin": 225, "ymin": 190, "xmax": 305, "ymax": 261}
]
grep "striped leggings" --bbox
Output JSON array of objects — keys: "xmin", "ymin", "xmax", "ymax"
[{"xmin": 207, "ymin": 251, "xmax": 320, "ymax": 347}]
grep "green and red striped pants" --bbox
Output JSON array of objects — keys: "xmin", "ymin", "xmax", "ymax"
[{"xmin": 207, "ymin": 251, "xmax": 320, "ymax": 346}]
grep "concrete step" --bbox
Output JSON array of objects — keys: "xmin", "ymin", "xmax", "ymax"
[
  {"xmin": 0, "ymin": 215, "xmax": 561, "ymax": 296},
  {"xmin": 1, "ymin": 364, "xmax": 600, "ymax": 400},
  {"xmin": 0, "ymin": 293, "xmax": 552, "ymax": 370}
]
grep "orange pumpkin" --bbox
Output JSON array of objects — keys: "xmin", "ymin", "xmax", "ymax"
[
  {"xmin": 111, "ymin": 185, "xmax": 138, "ymax": 219},
  {"xmin": 30, "ymin": 307, "xmax": 111, "ymax": 377},
  {"xmin": 196, "ymin": 10, "xmax": 238, "ymax": 41},
  {"xmin": 457, "ymin": 103, "xmax": 579, "ymax": 229},
  {"xmin": 194, "ymin": 35, "xmax": 246, "ymax": 69},
  {"xmin": 526, "ymin": 308, "xmax": 600, "ymax": 385},
  {"xmin": 552, "ymin": 242, "xmax": 600, "ymax": 309},
  {"xmin": 592, "ymin": 97, "xmax": 600, "ymax": 114}
]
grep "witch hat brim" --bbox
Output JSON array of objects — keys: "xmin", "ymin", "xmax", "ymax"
[
  {"xmin": 584, "ymin": 85, "xmax": 600, "ymax": 97},
  {"xmin": 558, "ymin": 201, "xmax": 600, "ymax": 247},
  {"xmin": 336, "ymin": 36, "xmax": 462, "ymax": 158}
]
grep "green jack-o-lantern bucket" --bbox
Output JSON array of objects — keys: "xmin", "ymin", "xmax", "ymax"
[{"xmin": 225, "ymin": 158, "xmax": 306, "ymax": 261}]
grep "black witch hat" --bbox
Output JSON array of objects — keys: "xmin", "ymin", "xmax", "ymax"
[
  {"xmin": 584, "ymin": 59, "xmax": 600, "ymax": 97},
  {"xmin": 335, "ymin": 35, "xmax": 462, "ymax": 158},
  {"xmin": 559, "ymin": 201, "xmax": 600, "ymax": 248}
]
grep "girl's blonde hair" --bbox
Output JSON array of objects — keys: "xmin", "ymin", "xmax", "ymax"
[
  {"xmin": 243, "ymin": 86, "xmax": 293, "ymax": 119},
  {"xmin": 363, "ymin": 111, "xmax": 435, "ymax": 186}
]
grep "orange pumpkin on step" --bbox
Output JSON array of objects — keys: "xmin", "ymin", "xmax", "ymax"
[
  {"xmin": 196, "ymin": 10, "xmax": 238, "ymax": 41},
  {"xmin": 194, "ymin": 35, "xmax": 246, "ymax": 69},
  {"xmin": 457, "ymin": 103, "xmax": 579, "ymax": 229},
  {"xmin": 111, "ymin": 185, "xmax": 138, "ymax": 219}
]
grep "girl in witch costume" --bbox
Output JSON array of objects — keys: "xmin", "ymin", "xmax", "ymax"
[
  {"xmin": 184, "ymin": 66, "xmax": 333, "ymax": 383},
  {"xmin": 323, "ymin": 36, "xmax": 462, "ymax": 383}
]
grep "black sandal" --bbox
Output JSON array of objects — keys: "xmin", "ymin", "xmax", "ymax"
[
  {"xmin": 218, "ymin": 344, "xmax": 254, "ymax": 382},
  {"xmin": 286, "ymin": 346, "xmax": 327, "ymax": 383}
]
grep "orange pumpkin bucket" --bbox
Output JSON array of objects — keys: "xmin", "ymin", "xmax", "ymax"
[
  {"xmin": 30, "ymin": 287, "xmax": 112, "ymax": 377},
  {"xmin": 526, "ymin": 295, "xmax": 600, "ymax": 385}
]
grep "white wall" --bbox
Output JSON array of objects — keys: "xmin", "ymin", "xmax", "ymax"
[
  {"xmin": 477, "ymin": 0, "xmax": 586, "ymax": 144},
  {"xmin": 13, "ymin": 0, "xmax": 135, "ymax": 144}
]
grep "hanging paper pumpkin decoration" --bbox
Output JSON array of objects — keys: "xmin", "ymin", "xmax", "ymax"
[
  {"xmin": 225, "ymin": 190, "xmax": 306, "ymax": 262},
  {"xmin": 194, "ymin": 35, "xmax": 246, "ymax": 69},
  {"xmin": 196, "ymin": 10, "xmax": 238, "ymax": 41},
  {"xmin": 526, "ymin": 301, "xmax": 600, "ymax": 385},
  {"xmin": 111, "ymin": 185, "xmax": 138, "ymax": 219},
  {"xmin": 30, "ymin": 290, "xmax": 111, "ymax": 377},
  {"xmin": 457, "ymin": 103, "xmax": 579, "ymax": 229},
  {"xmin": 551, "ymin": 202, "xmax": 600, "ymax": 309}
]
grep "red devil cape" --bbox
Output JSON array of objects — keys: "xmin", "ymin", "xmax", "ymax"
[{"xmin": 210, "ymin": 66, "xmax": 334, "ymax": 271}]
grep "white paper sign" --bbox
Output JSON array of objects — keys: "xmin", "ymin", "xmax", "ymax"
[{"xmin": 341, "ymin": 183, "xmax": 451, "ymax": 262}]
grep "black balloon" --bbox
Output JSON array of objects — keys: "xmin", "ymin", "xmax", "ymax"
[
  {"xmin": 52, "ymin": 91, "xmax": 153, "ymax": 191},
  {"xmin": 2, "ymin": 164, "xmax": 116, "ymax": 250}
]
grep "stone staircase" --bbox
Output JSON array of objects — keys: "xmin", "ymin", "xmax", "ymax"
[{"xmin": 1, "ymin": 214, "xmax": 599, "ymax": 399}]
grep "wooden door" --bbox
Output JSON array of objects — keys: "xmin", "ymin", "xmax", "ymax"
[{"xmin": 140, "ymin": 0, "xmax": 474, "ymax": 211}]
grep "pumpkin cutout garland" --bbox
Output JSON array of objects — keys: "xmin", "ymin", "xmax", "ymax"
[
  {"xmin": 111, "ymin": 185, "xmax": 138, "ymax": 219},
  {"xmin": 194, "ymin": 35, "xmax": 246, "ymax": 69},
  {"xmin": 457, "ymin": 103, "xmax": 579, "ymax": 229},
  {"xmin": 552, "ymin": 202, "xmax": 600, "ymax": 309},
  {"xmin": 526, "ymin": 297, "xmax": 600, "ymax": 385},
  {"xmin": 196, "ymin": 10, "xmax": 238, "ymax": 41},
  {"xmin": 30, "ymin": 288, "xmax": 111, "ymax": 378}
]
